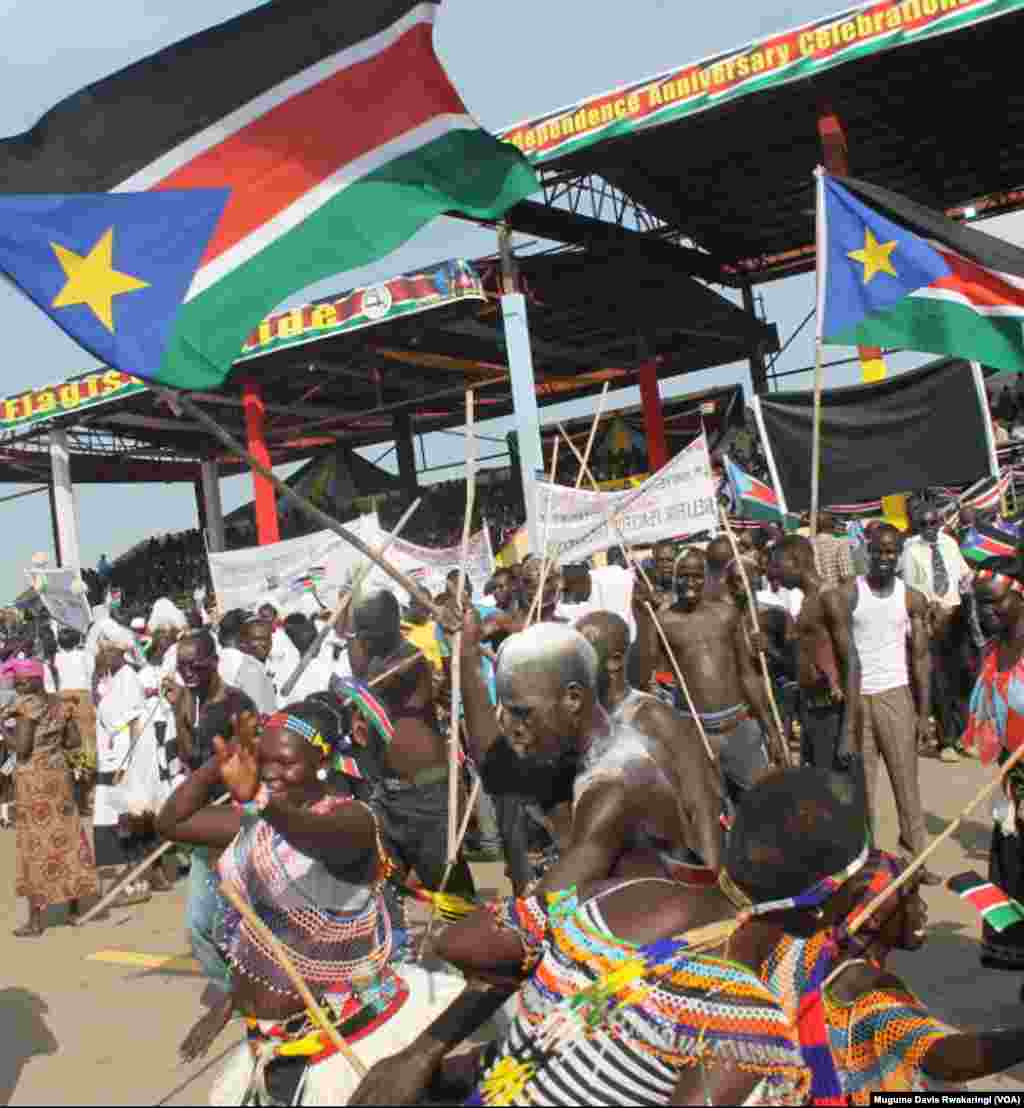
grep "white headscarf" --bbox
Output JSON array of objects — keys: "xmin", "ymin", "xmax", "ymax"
[{"xmin": 148, "ymin": 596, "xmax": 187, "ymax": 632}]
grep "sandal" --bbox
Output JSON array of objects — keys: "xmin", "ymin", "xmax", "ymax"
[{"xmin": 12, "ymin": 920, "xmax": 45, "ymax": 937}]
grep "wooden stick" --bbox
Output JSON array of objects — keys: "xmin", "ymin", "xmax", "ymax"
[
  {"xmin": 279, "ymin": 497, "xmax": 422, "ymax": 700},
  {"xmin": 848, "ymin": 740, "xmax": 1024, "ymax": 936},
  {"xmin": 449, "ymin": 391, "xmax": 476, "ymax": 866},
  {"xmin": 526, "ymin": 438, "xmax": 560, "ymax": 627},
  {"xmin": 220, "ymin": 882, "xmax": 368, "ymax": 1080},
  {"xmin": 575, "ymin": 381, "xmax": 609, "ymax": 490},
  {"xmin": 169, "ymin": 391, "xmax": 448, "ymax": 624},
  {"xmin": 74, "ymin": 793, "xmax": 232, "ymax": 927},
  {"xmin": 717, "ymin": 507, "xmax": 790, "ymax": 767},
  {"xmin": 418, "ymin": 774, "xmax": 483, "ymax": 959},
  {"xmin": 555, "ymin": 423, "xmax": 716, "ymax": 764},
  {"xmin": 810, "ymin": 339, "xmax": 825, "ymax": 540}
]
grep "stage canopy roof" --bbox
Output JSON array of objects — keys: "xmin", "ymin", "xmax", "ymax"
[
  {"xmin": 496, "ymin": 0, "xmax": 1024, "ymax": 286},
  {"xmin": 0, "ymin": 256, "xmax": 775, "ymax": 485}
]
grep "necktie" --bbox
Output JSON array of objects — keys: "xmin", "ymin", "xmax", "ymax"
[{"xmin": 930, "ymin": 540, "xmax": 949, "ymax": 598}]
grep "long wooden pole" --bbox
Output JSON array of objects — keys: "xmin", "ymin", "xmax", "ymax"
[
  {"xmin": 575, "ymin": 382, "xmax": 610, "ymax": 490},
  {"xmin": 526, "ymin": 438, "xmax": 560, "ymax": 627},
  {"xmin": 555, "ymin": 423, "xmax": 716, "ymax": 765},
  {"xmin": 279, "ymin": 497, "xmax": 422, "ymax": 700},
  {"xmin": 717, "ymin": 507, "xmax": 790, "ymax": 766},
  {"xmin": 220, "ymin": 883, "xmax": 368, "ymax": 1079},
  {"xmin": 848, "ymin": 741, "xmax": 1024, "ymax": 935},
  {"xmin": 810, "ymin": 339, "xmax": 825, "ymax": 539},
  {"xmin": 169, "ymin": 392, "xmax": 448, "ymax": 624}
]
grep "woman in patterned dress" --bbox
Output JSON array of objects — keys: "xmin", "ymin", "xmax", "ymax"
[
  {"xmin": 761, "ymin": 848, "xmax": 1024, "ymax": 1103},
  {"xmin": 6, "ymin": 656, "xmax": 98, "ymax": 936},
  {"xmin": 962, "ymin": 558, "xmax": 1024, "ymax": 975}
]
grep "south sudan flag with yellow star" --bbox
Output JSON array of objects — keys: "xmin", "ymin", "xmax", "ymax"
[
  {"xmin": 817, "ymin": 172, "xmax": 1024, "ymax": 375},
  {"xmin": 0, "ymin": 1, "xmax": 537, "ymax": 391}
]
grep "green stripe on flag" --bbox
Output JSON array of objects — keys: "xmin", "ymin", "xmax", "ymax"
[
  {"xmin": 832, "ymin": 297, "xmax": 1024, "ymax": 377},
  {"xmin": 160, "ymin": 129, "xmax": 538, "ymax": 390},
  {"xmin": 984, "ymin": 901, "xmax": 1024, "ymax": 933}
]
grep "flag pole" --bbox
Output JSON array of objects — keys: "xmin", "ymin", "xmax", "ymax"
[
  {"xmin": 168, "ymin": 391, "xmax": 450, "ymax": 625},
  {"xmin": 810, "ymin": 339, "xmax": 825, "ymax": 540},
  {"xmin": 811, "ymin": 167, "xmax": 827, "ymax": 540}
]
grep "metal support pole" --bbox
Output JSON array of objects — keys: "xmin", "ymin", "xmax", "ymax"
[
  {"xmin": 499, "ymin": 223, "xmax": 544, "ymax": 553},
  {"xmin": 48, "ymin": 428, "xmax": 80, "ymax": 569},
  {"xmin": 241, "ymin": 379, "xmax": 280, "ymax": 546},
  {"xmin": 741, "ymin": 282, "xmax": 769, "ymax": 395},
  {"xmin": 200, "ymin": 459, "xmax": 226, "ymax": 553}
]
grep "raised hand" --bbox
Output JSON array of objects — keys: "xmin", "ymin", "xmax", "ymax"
[{"xmin": 213, "ymin": 711, "xmax": 261, "ymax": 803}]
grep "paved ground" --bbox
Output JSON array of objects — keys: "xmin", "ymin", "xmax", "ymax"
[{"xmin": 3, "ymin": 752, "xmax": 1024, "ymax": 1105}]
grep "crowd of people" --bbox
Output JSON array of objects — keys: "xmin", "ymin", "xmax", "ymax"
[{"xmin": 3, "ymin": 486, "xmax": 1024, "ymax": 1104}]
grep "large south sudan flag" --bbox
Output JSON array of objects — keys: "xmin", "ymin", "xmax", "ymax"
[
  {"xmin": 818, "ymin": 173, "xmax": 1024, "ymax": 374},
  {"xmin": 0, "ymin": 1, "xmax": 538, "ymax": 390}
]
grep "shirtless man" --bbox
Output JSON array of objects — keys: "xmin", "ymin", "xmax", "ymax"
[
  {"xmin": 767, "ymin": 536, "xmax": 861, "ymax": 773},
  {"xmin": 574, "ymin": 609, "xmax": 723, "ymax": 876},
  {"xmin": 703, "ymin": 535, "xmax": 736, "ymax": 604},
  {"xmin": 344, "ymin": 588, "xmax": 475, "ymax": 900},
  {"xmin": 349, "ymin": 620, "xmax": 733, "ymax": 1106},
  {"xmin": 651, "ymin": 540, "xmax": 677, "ymax": 594},
  {"xmin": 629, "ymin": 547, "xmax": 786, "ymax": 806}
]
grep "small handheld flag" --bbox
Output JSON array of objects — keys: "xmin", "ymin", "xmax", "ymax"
[
  {"xmin": 723, "ymin": 455, "xmax": 782, "ymax": 523},
  {"xmin": 948, "ymin": 871, "xmax": 1024, "ymax": 933}
]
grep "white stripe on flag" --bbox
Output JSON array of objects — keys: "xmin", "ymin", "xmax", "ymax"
[{"xmin": 184, "ymin": 113, "xmax": 477, "ymax": 300}]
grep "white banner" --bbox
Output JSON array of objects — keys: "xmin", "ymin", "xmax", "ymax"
[
  {"xmin": 536, "ymin": 433, "xmax": 717, "ymax": 564},
  {"xmin": 209, "ymin": 513, "xmax": 497, "ymax": 613},
  {"xmin": 26, "ymin": 567, "xmax": 92, "ymax": 633},
  {"xmin": 361, "ymin": 529, "xmax": 496, "ymax": 606},
  {"xmin": 208, "ymin": 514, "xmax": 380, "ymax": 615}
]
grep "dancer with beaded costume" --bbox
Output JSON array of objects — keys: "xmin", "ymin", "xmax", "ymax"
[
  {"xmin": 964, "ymin": 557, "xmax": 1024, "ymax": 975},
  {"xmin": 353, "ymin": 774, "xmax": 912, "ymax": 1104},
  {"xmin": 157, "ymin": 697, "xmax": 463, "ymax": 1105}
]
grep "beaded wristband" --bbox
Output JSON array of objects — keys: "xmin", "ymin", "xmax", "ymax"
[{"xmin": 240, "ymin": 783, "xmax": 271, "ymax": 817}]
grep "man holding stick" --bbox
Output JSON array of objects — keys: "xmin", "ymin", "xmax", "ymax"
[
  {"xmin": 629, "ymin": 547, "xmax": 787, "ymax": 807},
  {"xmin": 344, "ymin": 587, "xmax": 476, "ymax": 903},
  {"xmin": 768, "ymin": 536, "xmax": 860, "ymax": 776}
]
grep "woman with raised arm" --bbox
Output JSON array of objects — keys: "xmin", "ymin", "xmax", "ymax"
[{"xmin": 156, "ymin": 693, "xmax": 463, "ymax": 1106}]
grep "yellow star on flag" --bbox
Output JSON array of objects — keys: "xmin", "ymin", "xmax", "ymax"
[
  {"xmin": 50, "ymin": 228, "xmax": 149, "ymax": 332},
  {"xmin": 847, "ymin": 227, "xmax": 899, "ymax": 285}
]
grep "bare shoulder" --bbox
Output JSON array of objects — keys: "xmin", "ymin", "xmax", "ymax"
[
  {"xmin": 822, "ymin": 583, "xmax": 855, "ymax": 622},
  {"xmin": 829, "ymin": 961, "xmax": 906, "ymax": 1005},
  {"xmin": 905, "ymin": 585, "xmax": 929, "ymax": 616}
]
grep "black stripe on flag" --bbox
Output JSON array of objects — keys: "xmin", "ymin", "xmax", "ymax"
[
  {"xmin": 840, "ymin": 174, "xmax": 1024, "ymax": 280},
  {"xmin": 0, "ymin": 0, "xmax": 435, "ymax": 192}
]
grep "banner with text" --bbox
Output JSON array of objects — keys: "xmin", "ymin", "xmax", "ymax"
[
  {"xmin": 536, "ymin": 433, "xmax": 717, "ymax": 563},
  {"xmin": 209, "ymin": 516, "xmax": 496, "ymax": 613},
  {"xmin": 209, "ymin": 515, "xmax": 380, "ymax": 615},
  {"xmin": 26, "ymin": 568, "xmax": 92, "ymax": 634},
  {"xmin": 359, "ymin": 528, "xmax": 496, "ymax": 606},
  {"xmin": 499, "ymin": 0, "xmax": 1019, "ymax": 166}
]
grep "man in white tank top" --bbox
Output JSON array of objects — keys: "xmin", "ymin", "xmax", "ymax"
[{"xmin": 843, "ymin": 523, "xmax": 939, "ymax": 884}]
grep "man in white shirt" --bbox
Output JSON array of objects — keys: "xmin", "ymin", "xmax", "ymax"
[
  {"xmin": 589, "ymin": 548, "xmax": 635, "ymax": 640},
  {"xmin": 280, "ymin": 614, "xmax": 334, "ymax": 702},
  {"xmin": 900, "ymin": 505, "xmax": 973, "ymax": 762}
]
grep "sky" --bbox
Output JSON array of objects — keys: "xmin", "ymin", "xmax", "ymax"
[{"xmin": 0, "ymin": 0, "xmax": 975, "ymax": 598}]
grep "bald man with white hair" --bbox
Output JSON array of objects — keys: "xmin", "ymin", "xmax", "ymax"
[{"xmin": 462, "ymin": 618, "xmax": 721, "ymax": 894}]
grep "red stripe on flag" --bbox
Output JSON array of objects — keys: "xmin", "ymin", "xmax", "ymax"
[
  {"xmin": 933, "ymin": 251, "xmax": 1024, "ymax": 311},
  {"xmin": 962, "ymin": 884, "xmax": 1007, "ymax": 913},
  {"xmin": 153, "ymin": 21, "xmax": 463, "ymax": 267}
]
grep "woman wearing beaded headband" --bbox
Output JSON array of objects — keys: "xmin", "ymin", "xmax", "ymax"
[
  {"xmin": 758, "ymin": 848, "xmax": 1024, "ymax": 1104},
  {"xmin": 157, "ymin": 698, "xmax": 464, "ymax": 1106},
  {"xmin": 965, "ymin": 554, "xmax": 1024, "ymax": 980}
]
